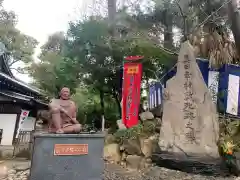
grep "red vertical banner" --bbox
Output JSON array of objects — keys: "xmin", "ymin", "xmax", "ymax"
[{"xmin": 122, "ymin": 62, "xmax": 143, "ymax": 128}]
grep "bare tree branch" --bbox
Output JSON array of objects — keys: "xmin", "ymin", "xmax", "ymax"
[
  {"xmin": 190, "ymin": 0, "xmax": 232, "ymax": 35},
  {"xmin": 10, "ymin": 67, "xmax": 28, "ymax": 74},
  {"xmin": 174, "ymin": 0, "xmax": 187, "ymax": 40},
  {"xmin": 8, "ymin": 59, "xmax": 20, "ymax": 67}
]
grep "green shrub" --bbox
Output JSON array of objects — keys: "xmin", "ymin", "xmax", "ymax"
[
  {"xmin": 113, "ymin": 119, "xmax": 157, "ymax": 144},
  {"xmin": 219, "ymin": 115, "xmax": 240, "ymax": 153}
]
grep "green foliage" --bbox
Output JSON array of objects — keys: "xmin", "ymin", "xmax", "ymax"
[
  {"xmin": 71, "ymin": 86, "xmax": 119, "ymax": 127},
  {"xmin": 219, "ymin": 116, "xmax": 240, "ymax": 153},
  {"xmin": 27, "ymin": 0, "xmax": 233, "ymax": 130},
  {"xmin": 113, "ymin": 120, "xmax": 157, "ymax": 144},
  {"xmin": 72, "ymin": 87, "xmax": 101, "ymax": 124},
  {"xmin": 0, "ymin": 4, "xmax": 38, "ymax": 68},
  {"xmin": 29, "ymin": 3, "xmax": 178, "ymax": 126},
  {"xmin": 65, "ymin": 17, "xmax": 172, "ymax": 84},
  {"xmin": 29, "ymin": 32, "xmax": 79, "ymax": 97}
]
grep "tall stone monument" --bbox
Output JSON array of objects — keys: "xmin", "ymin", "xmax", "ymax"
[{"xmin": 159, "ymin": 41, "xmax": 220, "ymax": 161}]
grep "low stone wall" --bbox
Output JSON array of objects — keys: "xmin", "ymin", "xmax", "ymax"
[
  {"xmin": 0, "ymin": 146, "xmax": 14, "ymax": 159},
  {"xmin": 104, "ymin": 111, "xmax": 161, "ymax": 170},
  {"xmin": 0, "ymin": 144, "xmax": 32, "ymax": 160}
]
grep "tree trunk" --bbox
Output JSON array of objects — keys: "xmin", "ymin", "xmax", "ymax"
[
  {"xmin": 113, "ymin": 92, "xmax": 121, "ymax": 118},
  {"xmin": 162, "ymin": 9, "xmax": 173, "ymax": 49},
  {"xmin": 99, "ymin": 89, "xmax": 105, "ymax": 131},
  {"xmin": 108, "ymin": 0, "xmax": 117, "ymax": 36},
  {"xmin": 161, "ymin": 2, "xmax": 173, "ymax": 49},
  {"xmin": 145, "ymin": 78, "xmax": 149, "ymax": 90},
  {"xmin": 228, "ymin": 0, "xmax": 240, "ymax": 56}
]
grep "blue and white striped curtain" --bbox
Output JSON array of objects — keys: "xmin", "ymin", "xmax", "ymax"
[
  {"xmin": 226, "ymin": 74, "xmax": 240, "ymax": 115},
  {"xmin": 149, "ymin": 82, "xmax": 163, "ymax": 109},
  {"xmin": 198, "ymin": 59, "xmax": 240, "ymax": 116},
  {"xmin": 148, "ymin": 58, "xmax": 240, "ymax": 116}
]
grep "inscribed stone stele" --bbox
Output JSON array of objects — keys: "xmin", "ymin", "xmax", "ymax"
[{"xmin": 158, "ymin": 41, "xmax": 219, "ymax": 161}]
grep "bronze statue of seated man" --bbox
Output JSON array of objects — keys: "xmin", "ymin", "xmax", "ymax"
[{"xmin": 48, "ymin": 87, "xmax": 82, "ymax": 134}]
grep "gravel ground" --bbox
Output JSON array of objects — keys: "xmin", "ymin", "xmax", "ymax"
[
  {"xmin": 104, "ymin": 162, "xmax": 237, "ymax": 180},
  {"xmin": 5, "ymin": 162, "xmax": 238, "ymax": 180},
  {"xmin": 2, "ymin": 159, "xmax": 239, "ymax": 180}
]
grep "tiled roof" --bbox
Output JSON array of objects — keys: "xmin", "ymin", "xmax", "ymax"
[
  {"xmin": 0, "ymin": 42, "xmax": 46, "ymax": 101},
  {"xmin": 0, "ymin": 52, "xmax": 44, "ymax": 96},
  {"xmin": 1, "ymin": 53, "xmax": 13, "ymax": 77},
  {"xmin": 0, "ymin": 71, "xmax": 42, "ymax": 95},
  {"xmin": 0, "ymin": 90, "xmax": 48, "ymax": 107}
]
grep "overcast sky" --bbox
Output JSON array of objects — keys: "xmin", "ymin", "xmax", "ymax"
[{"xmin": 3, "ymin": 0, "xmax": 86, "ymax": 82}]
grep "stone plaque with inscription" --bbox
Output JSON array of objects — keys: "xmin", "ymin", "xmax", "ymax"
[{"xmin": 158, "ymin": 41, "xmax": 219, "ymax": 161}]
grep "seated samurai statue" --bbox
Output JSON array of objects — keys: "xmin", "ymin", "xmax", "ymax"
[{"xmin": 48, "ymin": 87, "xmax": 82, "ymax": 134}]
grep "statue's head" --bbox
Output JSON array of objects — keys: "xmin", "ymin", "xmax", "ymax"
[{"xmin": 59, "ymin": 87, "xmax": 70, "ymax": 100}]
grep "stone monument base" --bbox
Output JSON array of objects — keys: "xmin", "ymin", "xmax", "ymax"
[
  {"xmin": 156, "ymin": 151, "xmax": 221, "ymax": 164},
  {"xmin": 29, "ymin": 133, "xmax": 104, "ymax": 180},
  {"xmin": 152, "ymin": 152, "xmax": 226, "ymax": 176}
]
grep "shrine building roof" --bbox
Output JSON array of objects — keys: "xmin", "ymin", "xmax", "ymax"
[
  {"xmin": 0, "ymin": 90, "xmax": 48, "ymax": 107},
  {"xmin": 0, "ymin": 42, "xmax": 44, "ymax": 96}
]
